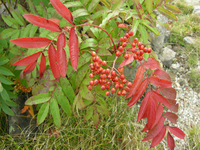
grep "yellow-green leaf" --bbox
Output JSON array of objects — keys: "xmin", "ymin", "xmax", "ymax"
[
  {"xmin": 157, "ymin": 7, "xmax": 177, "ymax": 21},
  {"xmin": 50, "ymin": 98, "xmax": 61, "ymax": 128},
  {"xmin": 132, "ymin": 19, "xmax": 140, "ymax": 36},
  {"xmin": 155, "ymin": 0, "xmax": 164, "ymax": 8},
  {"xmin": 25, "ymin": 93, "xmax": 51, "ymax": 105},
  {"xmin": 100, "ymin": 0, "xmax": 111, "ymax": 9},
  {"xmin": 132, "ymin": 0, "xmax": 144, "ymax": 19},
  {"xmin": 84, "ymin": 106, "xmax": 94, "ymax": 121},
  {"xmin": 145, "ymin": 0, "xmax": 153, "ymax": 13},
  {"xmin": 138, "ymin": 24, "xmax": 148, "ymax": 44},
  {"xmin": 37, "ymin": 102, "xmax": 49, "ymax": 125},
  {"xmin": 165, "ymin": 4, "xmax": 181, "ymax": 13}
]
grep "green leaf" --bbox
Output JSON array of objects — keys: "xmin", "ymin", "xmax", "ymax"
[
  {"xmin": 21, "ymin": 24, "xmax": 32, "ymax": 37},
  {"xmin": 0, "ymin": 28, "xmax": 17, "ymax": 39},
  {"xmin": 93, "ymin": 111, "xmax": 99, "ymax": 129},
  {"xmin": 132, "ymin": 0, "xmax": 144, "ymax": 19},
  {"xmin": 2, "ymin": 104, "xmax": 15, "ymax": 116},
  {"xmin": 10, "ymin": 8, "xmax": 26, "ymax": 26},
  {"xmin": 91, "ymin": 10, "xmax": 106, "ymax": 20},
  {"xmin": 73, "ymin": 93, "xmax": 85, "ymax": 110},
  {"xmin": 53, "ymin": 86, "xmax": 71, "ymax": 116},
  {"xmin": 72, "ymin": 8, "xmax": 89, "ymax": 19},
  {"xmin": 80, "ymin": 84, "xmax": 95, "ymax": 101},
  {"xmin": 84, "ymin": 106, "xmax": 94, "ymax": 121},
  {"xmin": 100, "ymin": 0, "xmax": 111, "ymax": 9},
  {"xmin": 157, "ymin": 7, "xmax": 177, "ymax": 21},
  {"xmin": 132, "ymin": 19, "xmax": 140, "ymax": 36},
  {"xmin": 2, "ymin": 99, "xmax": 18, "ymax": 107},
  {"xmin": 0, "ymin": 57, "xmax": 9, "ymax": 65},
  {"xmin": 138, "ymin": 24, "xmax": 148, "ymax": 44},
  {"xmin": 59, "ymin": 77, "xmax": 75, "ymax": 104},
  {"xmin": 112, "ymin": 0, "xmax": 123, "ymax": 11},
  {"xmin": 65, "ymin": 1, "xmax": 82, "ymax": 7},
  {"xmin": 77, "ymin": 53, "xmax": 91, "ymax": 69},
  {"xmin": 88, "ymin": 0, "xmax": 100, "ymax": 12},
  {"xmin": 100, "ymin": 11, "xmax": 119, "ymax": 28},
  {"xmin": 155, "ymin": 0, "xmax": 164, "ymax": 8},
  {"xmin": 75, "ymin": 63, "xmax": 90, "ymax": 88},
  {"xmin": 165, "ymin": 4, "xmax": 181, "ymax": 13},
  {"xmin": 0, "ymin": 82, "xmax": 3, "ymax": 92},
  {"xmin": 29, "ymin": 25, "xmax": 38, "ymax": 37},
  {"xmin": 0, "ymin": 75, "xmax": 14, "ymax": 85},
  {"xmin": 0, "ymin": 66, "xmax": 14, "ymax": 76},
  {"xmin": 96, "ymin": 105, "xmax": 110, "ymax": 115},
  {"xmin": 27, "ymin": 0, "xmax": 38, "ymax": 14},
  {"xmin": 1, "ymin": 15, "xmax": 19, "ymax": 28},
  {"xmin": 156, "ymin": 20, "xmax": 170, "ymax": 30},
  {"xmin": 80, "ymin": 38, "xmax": 98, "ymax": 50},
  {"xmin": 145, "ymin": 0, "xmax": 153, "ymax": 13},
  {"xmin": 141, "ymin": 20, "xmax": 160, "ymax": 36},
  {"xmin": 9, "ymin": 47, "xmax": 22, "ymax": 55},
  {"xmin": 50, "ymin": 97, "xmax": 61, "ymax": 128},
  {"xmin": 25, "ymin": 93, "xmax": 51, "ymax": 105},
  {"xmin": 17, "ymin": 4, "xmax": 29, "ymax": 15},
  {"xmin": 165, "ymin": 0, "xmax": 174, "ymax": 3},
  {"xmin": 10, "ymin": 30, "xmax": 20, "ymax": 47},
  {"xmin": 37, "ymin": 102, "xmax": 49, "ymax": 125},
  {"xmin": 0, "ymin": 88, "xmax": 9, "ymax": 101}
]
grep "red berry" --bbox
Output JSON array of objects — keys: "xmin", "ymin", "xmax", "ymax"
[
  {"xmin": 89, "ymin": 73, "xmax": 94, "ymax": 78},
  {"xmin": 138, "ymin": 56, "xmax": 143, "ymax": 61},
  {"xmin": 102, "ymin": 79, "xmax": 107, "ymax": 84},
  {"xmin": 90, "ymin": 63, "xmax": 94, "ymax": 70},
  {"xmin": 139, "ymin": 45, "xmax": 144, "ymax": 50},
  {"xmin": 132, "ymin": 42, "xmax": 136, "ymax": 47},
  {"xmin": 140, "ymin": 50, "xmax": 144, "ymax": 55},
  {"xmin": 94, "ymin": 79, "xmax": 99, "ymax": 85},
  {"xmin": 131, "ymin": 48, "xmax": 136, "ymax": 53},
  {"xmin": 106, "ymin": 85, "xmax": 110, "ymax": 90},
  {"xmin": 111, "ymin": 71, "xmax": 116, "ymax": 76},
  {"xmin": 98, "ymin": 59, "xmax": 102, "ymax": 64},
  {"xmin": 102, "ymin": 74, "xmax": 107, "ymax": 79},
  {"xmin": 101, "ymin": 85, "xmax": 106, "ymax": 90},
  {"xmin": 113, "ymin": 76, "xmax": 119, "ymax": 82},
  {"xmin": 88, "ymin": 85, "xmax": 93, "ymax": 91},
  {"xmin": 133, "ymin": 55, "xmax": 137, "ymax": 59},
  {"xmin": 116, "ymin": 51, "xmax": 121, "ymax": 57},
  {"xmin": 144, "ymin": 47, "xmax": 148, "ymax": 53},
  {"xmin": 102, "ymin": 69, "xmax": 106, "ymax": 74},
  {"xmin": 122, "ymin": 79, "xmax": 127, "ymax": 84},
  {"xmin": 123, "ymin": 36, "xmax": 127, "ymax": 42},
  {"xmin": 89, "ymin": 80, "xmax": 94, "ymax": 86},
  {"xmin": 137, "ymin": 42, "xmax": 142, "ymax": 47},
  {"xmin": 119, "ymin": 74, "xmax": 125, "ymax": 80},
  {"xmin": 119, "ymin": 84, "xmax": 123, "ymax": 89},
  {"xmin": 124, "ymin": 54, "xmax": 129, "ymax": 59},
  {"xmin": 107, "ymin": 81, "xmax": 111, "ymax": 85},
  {"xmin": 127, "ymin": 82, "xmax": 132, "ymax": 88},
  {"xmin": 102, "ymin": 61, "xmax": 107, "ymax": 66},
  {"xmin": 128, "ymin": 31, "xmax": 134, "ymax": 36},
  {"xmin": 134, "ymin": 38, "xmax": 138, "ymax": 43},
  {"xmin": 111, "ymin": 88, "xmax": 116, "ymax": 93},
  {"xmin": 125, "ymin": 33, "xmax": 129, "ymax": 38},
  {"xmin": 125, "ymin": 86, "xmax": 130, "ymax": 92},
  {"xmin": 122, "ymin": 42, "xmax": 127, "ymax": 47},
  {"xmin": 120, "ymin": 37, "xmax": 124, "ymax": 42},
  {"xmin": 117, "ymin": 91, "xmax": 122, "ymax": 96},
  {"xmin": 106, "ymin": 91, "xmax": 110, "ymax": 96},
  {"xmin": 122, "ymin": 90, "xmax": 127, "ymax": 95},
  {"xmin": 118, "ymin": 46, "xmax": 123, "ymax": 52},
  {"xmin": 118, "ymin": 67, "xmax": 123, "ymax": 73},
  {"xmin": 105, "ymin": 68, "xmax": 110, "ymax": 74},
  {"xmin": 136, "ymin": 51, "xmax": 140, "ymax": 56},
  {"xmin": 147, "ymin": 48, "xmax": 152, "ymax": 53},
  {"xmin": 107, "ymin": 74, "xmax": 112, "ymax": 79},
  {"xmin": 91, "ymin": 51, "xmax": 96, "ymax": 57},
  {"xmin": 115, "ymin": 83, "xmax": 119, "ymax": 89},
  {"xmin": 92, "ymin": 57, "xmax": 96, "ymax": 62}
]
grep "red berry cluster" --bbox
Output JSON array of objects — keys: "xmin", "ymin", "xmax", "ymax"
[
  {"xmin": 117, "ymin": 31, "xmax": 152, "ymax": 61},
  {"xmin": 88, "ymin": 51, "xmax": 132, "ymax": 96}
]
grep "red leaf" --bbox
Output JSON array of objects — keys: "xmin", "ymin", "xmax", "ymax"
[
  {"xmin": 142, "ymin": 124, "xmax": 148, "ymax": 132},
  {"xmin": 39, "ymin": 53, "xmax": 46, "ymax": 78},
  {"xmin": 13, "ymin": 51, "xmax": 42, "ymax": 66},
  {"xmin": 10, "ymin": 37, "xmax": 51, "ymax": 48},
  {"xmin": 152, "ymin": 102, "xmax": 163, "ymax": 128},
  {"xmin": 23, "ymin": 14, "xmax": 61, "ymax": 32},
  {"xmin": 154, "ymin": 69, "xmax": 171, "ymax": 81},
  {"xmin": 126, "ymin": 65, "xmax": 145, "ymax": 98},
  {"xmin": 127, "ymin": 78, "xmax": 148, "ymax": 107},
  {"xmin": 168, "ymin": 126, "xmax": 185, "ymax": 139},
  {"xmin": 143, "ymin": 57, "xmax": 161, "ymax": 70},
  {"xmin": 57, "ymin": 33, "xmax": 67, "ymax": 77},
  {"xmin": 150, "ymin": 126, "xmax": 167, "ymax": 148},
  {"xmin": 147, "ymin": 95, "xmax": 156, "ymax": 129},
  {"xmin": 167, "ymin": 132, "xmax": 175, "ymax": 150},
  {"xmin": 49, "ymin": 18, "xmax": 60, "ymax": 25},
  {"xmin": 152, "ymin": 91, "xmax": 171, "ymax": 107},
  {"xmin": 69, "ymin": 27, "xmax": 79, "ymax": 71},
  {"xmin": 149, "ymin": 76, "xmax": 172, "ymax": 88},
  {"xmin": 116, "ymin": 22, "xmax": 129, "ymax": 29},
  {"xmin": 159, "ymin": 87, "xmax": 176, "ymax": 99},
  {"xmin": 164, "ymin": 112, "xmax": 178, "ymax": 124},
  {"xmin": 50, "ymin": 0, "xmax": 74, "ymax": 25},
  {"xmin": 23, "ymin": 60, "xmax": 37, "ymax": 78},
  {"xmin": 137, "ymin": 91, "xmax": 150, "ymax": 122},
  {"xmin": 48, "ymin": 44, "xmax": 60, "ymax": 81},
  {"xmin": 119, "ymin": 54, "xmax": 134, "ymax": 68},
  {"xmin": 143, "ymin": 116, "xmax": 165, "ymax": 141},
  {"xmin": 167, "ymin": 99, "xmax": 179, "ymax": 112}
]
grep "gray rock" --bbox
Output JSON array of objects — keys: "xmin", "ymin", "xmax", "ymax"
[
  {"xmin": 183, "ymin": 36, "xmax": 196, "ymax": 44},
  {"xmin": 185, "ymin": 0, "xmax": 200, "ymax": 5},
  {"xmin": 170, "ymin": 63, "xmax": 180, "ymax": 73},
  {"xmin": 193, "ymin": 6, "xmax": 200, "ymax": 15},
  {"xmin": 160, "ymin": 47, "xmax": 176, "ymax": 67}
]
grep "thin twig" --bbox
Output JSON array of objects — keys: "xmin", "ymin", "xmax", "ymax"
[{"xmin": 1, "ymin": 0, "xmax": 13, "ymax": 17}]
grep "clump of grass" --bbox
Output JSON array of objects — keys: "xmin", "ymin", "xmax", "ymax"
[
  {"xmin": 175, "ymin": 0, "xmax": 194, "ymax": 15},
  {"xmin": 186, "ymin": 123, "xmax": 200, "ymax": 149}
]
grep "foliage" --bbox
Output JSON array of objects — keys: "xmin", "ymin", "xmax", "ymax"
[{"xmin": 0, "ymin": 0, "xmax": 185, "ymax": 149}]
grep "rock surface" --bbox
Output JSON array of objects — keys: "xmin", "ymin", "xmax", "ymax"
[
  {"xmin": 160, "ymin": 47, "xmax": 176, "ymax": 67},
  {"xmin": 193, "ymin": 6, "xmax": 200, "ymax": 15},
  {"xmin": 183, "ymin": 36, "xmax": 196, "ymax": 44}
]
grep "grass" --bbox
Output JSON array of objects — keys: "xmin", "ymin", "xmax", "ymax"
[{"xmin": 0, "ymin": 97, "xmax": 165, "ymax": 149}]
